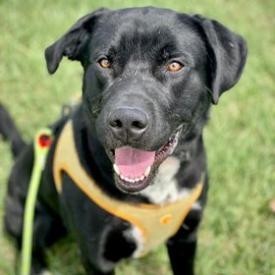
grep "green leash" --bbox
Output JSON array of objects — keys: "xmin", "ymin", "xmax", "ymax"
[{"xmin": 21, "ymin": 128, "xmax": 53, "ymax": 275}]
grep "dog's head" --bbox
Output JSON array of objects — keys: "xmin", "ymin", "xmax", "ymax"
[{"xmin": 45, "ymin": 7, "xmax": 247, "ymax": 193}]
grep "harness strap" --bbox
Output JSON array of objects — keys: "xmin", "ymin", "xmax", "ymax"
[{"xmin": 53, "ymin": 120, "xmax": 203, "ymax": 256}]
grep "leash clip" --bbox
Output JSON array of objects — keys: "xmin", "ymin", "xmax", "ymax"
[{"xmin": 35, "ymin": 129, "xmax": 53, "ymax": 168}]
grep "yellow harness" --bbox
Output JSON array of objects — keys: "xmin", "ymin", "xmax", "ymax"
[{"xmin": 53, "ymin": 120, "xmax": 203, "ymax": 257}]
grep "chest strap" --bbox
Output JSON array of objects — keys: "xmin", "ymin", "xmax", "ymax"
[{"xmin": 53, "ymin": 120, "xmax": 203, "ymax": 257}]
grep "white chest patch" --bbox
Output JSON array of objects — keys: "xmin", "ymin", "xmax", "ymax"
[{"xmin": 139, "ymin": 156, "xmax": 183, "ymax": 204}]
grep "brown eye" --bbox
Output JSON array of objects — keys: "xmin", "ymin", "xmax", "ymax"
[
  {"xmin": 167, "ymin": 61, "xmax": 184, "ymax": 72},
  {"xmin": 98, "ymin": 58, "xmax": 111, "ymax": 69}
]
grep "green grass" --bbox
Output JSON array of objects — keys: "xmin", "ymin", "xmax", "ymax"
[{"xmin": 0, "ymin": 0, "xmax": 275, "ymax": 274}]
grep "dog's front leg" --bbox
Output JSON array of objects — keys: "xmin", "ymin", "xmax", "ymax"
[{"xmin": 166, "ymin": 209, "xmax": 202, "ymax": 275}]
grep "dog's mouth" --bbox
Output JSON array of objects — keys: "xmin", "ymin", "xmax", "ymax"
[{"xmin": 110, "ymin": 127, "xmax": 182, "ymax": 193}]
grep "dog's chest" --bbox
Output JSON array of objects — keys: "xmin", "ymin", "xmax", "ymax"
[{"xmin": 139, "ymin": 156, "xmax": 182, "ymax": 204}]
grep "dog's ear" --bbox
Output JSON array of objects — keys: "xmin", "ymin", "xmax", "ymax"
[
  {"xmin": 45, "ymin": 8, "xmax": 108, "ymax": 74},
  {"xmin": 193, "ymin": 15, "xmax": 247, "ymax": 104}
]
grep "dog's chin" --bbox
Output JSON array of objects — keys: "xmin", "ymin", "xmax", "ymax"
[{"xmin": 107, "ymin": 126, "xmax": 182, "ymax": 194}]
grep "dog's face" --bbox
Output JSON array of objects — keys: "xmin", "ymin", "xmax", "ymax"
[{"xmin": 45, "ymin": 7, "xmax": 247, "ymax": 193}]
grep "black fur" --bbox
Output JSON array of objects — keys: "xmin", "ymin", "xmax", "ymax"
[
  {"xmin": 1, "ymin": 7, "xmax": 247, "ymax": 275},
  {"xmin": 0, "ymin": 104, "xmax": 26, "ymax": 157}
]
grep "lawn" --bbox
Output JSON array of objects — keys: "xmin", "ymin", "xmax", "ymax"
[{"xmin": 0, "ymin": 0, "xmax": 274, "ymax": 274}]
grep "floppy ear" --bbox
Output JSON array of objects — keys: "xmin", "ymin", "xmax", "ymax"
[
  {"xmin": 193, "ymin": 15, "xmax": 247, "ymax": 104},
  {"xmin": 45, "ymin": 8, "xmax": 108, "ymax": 74}
]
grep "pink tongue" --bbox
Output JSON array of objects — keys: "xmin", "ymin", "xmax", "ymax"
[{"xmin": 115, "ymin": 146, "xmax": 155, "ymax": 178}]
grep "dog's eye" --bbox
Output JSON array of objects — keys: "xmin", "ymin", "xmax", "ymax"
[
  {"xmin": 166, "ymin": 61, "xmax": 184, "ymax": 73},
  {"xmin": 98, "ymin": 58, "xmax": 111, "ymax": 69}
]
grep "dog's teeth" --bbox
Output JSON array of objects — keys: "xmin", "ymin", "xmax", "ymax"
[
  {"xmin": 120, "ymin": 174, "xmax": 146, "ymax": 183},
  {"xmin": 144, "ymin": 166, "xmax": 151, "ymax": 177},
  {"xmin": 139, "ymin": 175, "xmax": 145, "ymax": 181},
  {"xmin": 125, "ymin": 177, "xmax": 134, "ymax": 183},
  {"xmin": 113, "ymin": 164, "xmax": 120, "ymax": 175}
]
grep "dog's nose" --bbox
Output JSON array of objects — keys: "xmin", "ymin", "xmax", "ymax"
[{"xmin": 108, "ymin": 107, "xmax": 148, "ymax": 140}]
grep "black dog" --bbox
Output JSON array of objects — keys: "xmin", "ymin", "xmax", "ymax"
[{"xmin": 1, "ymin": 7, "xmax": 247, "ymax": 275}]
